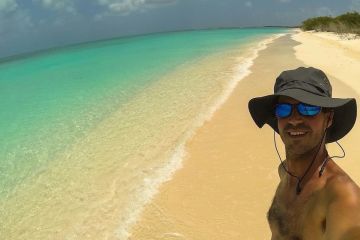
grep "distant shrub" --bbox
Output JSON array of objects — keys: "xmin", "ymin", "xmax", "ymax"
[
  {"xmin": 302, "ymin": 16, "xmax": 334, "ymax": 31},
  {"xmin": 301, "ymin": 12, "xmax": 360, "ymax": 35},
  {"xmin": 335, "ymin": 12, "xmax": 360, "ymax": 26}
]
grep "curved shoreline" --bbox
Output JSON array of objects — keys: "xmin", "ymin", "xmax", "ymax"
[
  {"xmin": 129, "ymin": 32, "xmax": 360, "ymax": 239},
  {"xmin": 0, "ymin": 31, "xmax": 286, "ymax": 240},
  {"xmin": 128, "ymin": 34, "xmax": 297, "ymax": 239},
  {"xmin": 118, "ymin": 33, "xmax": 286, "ymax": 240}
]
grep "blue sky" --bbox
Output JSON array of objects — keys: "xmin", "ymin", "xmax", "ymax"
[{"xmin": 1, "ymin": 0, "xmax": 359, "ymax": 58}]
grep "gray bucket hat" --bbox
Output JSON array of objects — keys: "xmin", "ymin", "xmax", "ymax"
[{"xmin": 248, "ymin": 67, "xmax": 357, "ymax": 143}]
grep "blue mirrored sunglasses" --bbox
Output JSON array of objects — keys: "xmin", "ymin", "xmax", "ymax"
[{"xmin": 275, "ymin": 103, "xmax": 322, "ymax": 118}]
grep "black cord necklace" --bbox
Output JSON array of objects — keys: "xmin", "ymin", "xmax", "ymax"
[
  {"xmin": 273, "ymin": 131, "xmax": 326, "ymax": 194},
  {"xmin": 273, "ymin": 131, "xmax": 346, "ymax": 195}
]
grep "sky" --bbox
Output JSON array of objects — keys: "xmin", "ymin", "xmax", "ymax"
[{"xmin": 1, "ymin": 0, "xmax": 359, "ymax": 59}]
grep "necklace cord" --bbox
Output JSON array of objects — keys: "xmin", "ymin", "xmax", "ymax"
[
  {"xmin": 273, "ymin": 113, "xmax": 346, "ymax": 194},
  {"xmin": 319, "ymin": 141, "xmax": 346, "ymax": 176},
  {"xmin": 273, "ymin": 129, "xmax": 327, "ymax": 194},
  {"xmin": 330, "ymin": 141, "xmax": 346, "ymax": 159}
]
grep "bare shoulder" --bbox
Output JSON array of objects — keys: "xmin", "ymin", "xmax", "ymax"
[
  {"xmin": 323, "ymin": 170, "xmax": 360, "ymax": 240},
  {"xmin": 325, "ymin": 172, "xmax": 360, "ymax": 202}
]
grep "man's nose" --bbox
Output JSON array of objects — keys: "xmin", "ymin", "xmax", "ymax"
[{"xmin": 288, "ymin": 107, "xmax": 303, "ymax": 125}]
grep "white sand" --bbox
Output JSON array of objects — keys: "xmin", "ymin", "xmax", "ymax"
[
  {"xmin": 292, "ymin": 30, "xmax": 360, "ymax": 96},
  {"xmin": 130, "ymin": 31, "xmax": 360, "ymax": 239}
]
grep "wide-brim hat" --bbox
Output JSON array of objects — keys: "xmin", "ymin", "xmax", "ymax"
[{"xmin": 248, "ymin": 67, "xmax": 357, "ymax": 143}]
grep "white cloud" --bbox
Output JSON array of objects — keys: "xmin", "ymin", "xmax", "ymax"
[
  {"xmin": 146, "ymin": 0, "xmax": 177, "ymax": 5},
  {"xmin": 34, "ymin": 0, "xmax": 76, "ymax": 13},
  {"xmin": 0, "ymin": 0, "xmax": 18, "ymax": 12},
  {"xmin": 245, "ymin": 1, "xmax": 252, "ymax": 8},
  {"xmin": 0, "ymin": 8, "xmax": 33, "ymax": 38},
  {"xmin": 96, "ymin": 0, "xmax": 177, "ymax": 18},
  {"xmin": 0, "ymin": 1, "xmax": 34, "ymax": 46}
]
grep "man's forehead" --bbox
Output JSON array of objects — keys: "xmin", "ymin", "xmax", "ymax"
[{"xmin": 278, "ymin": 96, "xmax": 300, "ymax": 104}]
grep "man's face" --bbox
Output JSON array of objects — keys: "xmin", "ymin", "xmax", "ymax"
[{"xmin": 277, "ymin": 96, "xmax": 332, "ymax": 157}]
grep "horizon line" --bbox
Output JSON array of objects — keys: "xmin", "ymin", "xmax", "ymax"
[{"xmin": 0, "ymin": 26, "xmax": 296, "ymax": 64}]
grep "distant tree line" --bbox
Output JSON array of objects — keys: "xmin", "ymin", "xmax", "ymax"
[{"xmin": 301, "ymin": 12, "xmax": 360, "ymax": 35}]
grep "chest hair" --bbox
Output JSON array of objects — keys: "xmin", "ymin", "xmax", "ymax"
[{"xmin": 267, "ymin": 186, "xmax": 318, "ymax": 239}]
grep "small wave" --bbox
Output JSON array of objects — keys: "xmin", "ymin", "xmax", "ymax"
[{"xmin": 117, "ymin": 33, "xmax": 285, "ymax": 240}]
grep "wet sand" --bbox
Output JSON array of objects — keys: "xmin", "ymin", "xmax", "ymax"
[{"xmin": 129, "ymin": 32, "xmax": 360, "ymax": 239}]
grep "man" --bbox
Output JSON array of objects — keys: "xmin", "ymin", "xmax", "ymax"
[{"xmin": 248, "ymin": 67, "xmax": 360, "ymax": 240}]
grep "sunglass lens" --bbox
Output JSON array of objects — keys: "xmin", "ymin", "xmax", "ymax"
[
  {"xmin": 275, "ymin": 104, "xmax": 292, "ymax": 118},
  {"xmin": 298, "ymin": 103, "xmax": 321, "ymax": 116}
]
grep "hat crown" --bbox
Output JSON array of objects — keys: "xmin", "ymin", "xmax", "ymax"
[{"xmin": 274, "ymin": 67, "xmax": 332, "ymax": 97}]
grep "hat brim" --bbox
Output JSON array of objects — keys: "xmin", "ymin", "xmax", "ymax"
[{"xmin": 248, "ymin": 89, "xmax": 357, "ymax": 143}]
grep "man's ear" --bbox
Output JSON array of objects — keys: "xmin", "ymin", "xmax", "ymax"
[{"xmin": 326, "ymin": 111, "xmax": 334, "ymax": 128}]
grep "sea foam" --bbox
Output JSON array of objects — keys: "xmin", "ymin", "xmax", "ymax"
[{"xmin": 117, "ymin": 33, "xmax": 286, "ymax": 240}]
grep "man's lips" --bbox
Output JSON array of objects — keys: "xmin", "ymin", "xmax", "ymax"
[
  {"xmin": 287, "ymin": 130, "xmax": 308, "ymax": 137},
  {"xmin": 284, "ymin": 124, "xmax": 311, "ymax": 138}
]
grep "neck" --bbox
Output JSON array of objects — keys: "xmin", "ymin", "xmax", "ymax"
[{"xmin": 285, "ymin": 146, "xmax": 328, "ymax": 186}]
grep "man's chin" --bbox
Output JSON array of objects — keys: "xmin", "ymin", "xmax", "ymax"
[{"xmin": 285, "ymin": 143, "xmax": 314, "ymax": 156}]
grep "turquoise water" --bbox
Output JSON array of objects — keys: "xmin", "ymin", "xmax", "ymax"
[
  {"xmin": 0, "ymin": 28, "xmax": 285, "ymax": 198},
  {"xmin": 0, "ymin": 27, "xmax": 287, "ymax": 239}
]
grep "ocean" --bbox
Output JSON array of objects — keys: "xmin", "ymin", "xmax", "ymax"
[{"xmin": 0, "ymin": 28, "xmax": 287, "ymax": 239}]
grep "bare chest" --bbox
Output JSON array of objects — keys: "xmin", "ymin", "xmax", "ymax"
[{"xmin": 267, "ymin": 187, "xmax": 326, "ymax": 240}]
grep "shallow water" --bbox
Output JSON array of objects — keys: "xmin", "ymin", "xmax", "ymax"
[{"xmin": 0, "ymin": 28, "xmax": 287, "ymax": 239}]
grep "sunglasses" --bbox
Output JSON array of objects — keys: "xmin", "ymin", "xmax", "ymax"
[{"xmin": 275, "ymin": 103, "xmax": 322, "ymax": 118}]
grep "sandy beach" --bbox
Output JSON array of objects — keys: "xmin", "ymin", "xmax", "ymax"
[{"xmin": 129, "ymin": 31, "xmax": 360, "ymax": 239}]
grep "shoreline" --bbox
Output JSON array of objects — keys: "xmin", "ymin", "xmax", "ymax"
[
  {"xmin": 0, "ymin": 30, "xmax": 287, "ymax": 240},
  {"xmin": 129, "ymin": 31, "xmax": 360, "ymax": 239},
  {"xmin": 117, "ymin": 33, "xmax": 287, "ymax": 239},
  {"xmin": 129, "ymin": 34, "xmax": 301, "ymax": 239}
]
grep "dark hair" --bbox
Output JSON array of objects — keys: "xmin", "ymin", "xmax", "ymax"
[{"xmin": 322, "ymin": 107, "xmax": 333, "ymax": 113}]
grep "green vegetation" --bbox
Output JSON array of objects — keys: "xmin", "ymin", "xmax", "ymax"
[{"xmin": 301, "ymin": 12, "xmax": 360, "ymax": 35}]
